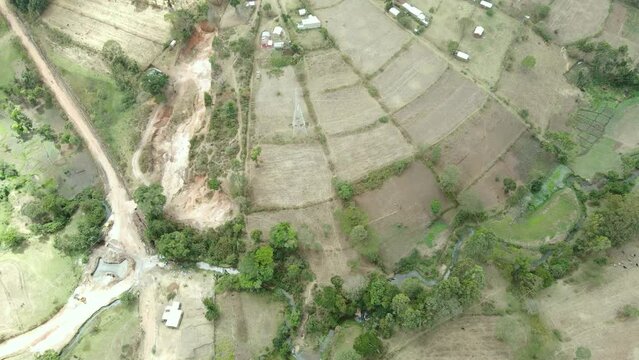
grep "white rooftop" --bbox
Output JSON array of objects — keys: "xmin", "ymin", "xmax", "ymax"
[
  {"xmin": 389, "ymin": 7, "xmax": 400, "ymax": 16},
  {"xmin": 273, "ymin": 26, "xmax": 284, "ymax": 36},
  {"xmin": 298, "ymin": 8, "xmax": 307, "ymax": 16},
  {"xmin": 298, "ymin": 15, "xmax": 321, "ymax": 29},
  {"xmin": 246, "ymin": 0, "xmax": 256, "ymax": 6},
  {"xmin": 455, "ymin": 51, "xmax": 470, "ymax": 60},
  {"xmin": 474, "ymin": 26, "xmax": 485, "ymax": 36},
  {"xmin": 162, "ymin": 301, "xmax": 183, "ymax": 329},
  {"xmin": 479, "ymin": 0, "xmax": 493, "ymax": 9}
]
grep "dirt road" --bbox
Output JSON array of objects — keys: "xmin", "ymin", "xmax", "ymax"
[{"xmin": 0, "ymin": 1, "xmax": 146, "ymax": 357}]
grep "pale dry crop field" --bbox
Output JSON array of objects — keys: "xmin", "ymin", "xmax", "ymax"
[
  {"xmin": 315, "ymin": 0, "xmax": 410, "ymax": 74},
  {"xmin": 545, "ymin": 0, "xmax": 612, "ymax": 44},
  {"xmin": 248, "ymin": 143, "xmax": 334, "ymax": 209},
  {"xmin": 42, "ymin": 0, "xmax": 171, "ymax": 66},
  {"xmin": 304, "ymin": 49, "xmax": 360, "ymax": 93},
  {"xmin": 326, "ymin": 123, "xmax": 414, "ymax": 182},
  {"xmin": 395, "ymin": 69, "xmax": 488, "ymax": 147},
  {"xmin": 372, "ymin": 42, "xmax": 448, "ymax": 112}
]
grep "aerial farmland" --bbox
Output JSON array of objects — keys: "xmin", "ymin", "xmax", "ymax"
[{"xmin": 1, "ymin": 0, "xmax": 639, "ymax": 359}]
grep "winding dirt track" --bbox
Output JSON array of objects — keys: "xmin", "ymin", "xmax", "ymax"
[{"xmin": 0, "ymin": 1, "xmax": 145, "ymax": 357}]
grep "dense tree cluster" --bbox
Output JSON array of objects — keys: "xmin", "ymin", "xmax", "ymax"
[
  {"xmin": 11, "ymin": 0, "xmax": 48, "ymax": 15},
  {"xmin": 573, "ymin": 40, "xmax": 639, "ymax": 90},
  {"xmin": 101, "ymin": 41, "xmax": 140, "ymax": 105},
  {"xmin": 141, "ymin": 69, "xmax": 169, "ymax": 97},
  {"xmin": 53, "ymin": 187, "xmax": 107, "ymax": 255}
]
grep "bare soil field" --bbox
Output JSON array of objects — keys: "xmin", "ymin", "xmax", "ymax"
[
  {"xmin": 355, "ymin": 162, "xmax": 452, "ymax": 268},
  {"xmin": 395, "ymin": 69, "xmax": 488, "ymax": 146},
  {"xmin": 372, "ymin": 42, "xmax": 448, "ymax": 112},
  {"xmin": 465, "ymin": 133, "xmax": 556, "ymax": 210},
  {"xmin": 605, "ymin": 99, "xmax": 639, "ymax": 152},
  {"xmin": 248, "ymin": 143, "xmax": 333, "ymax": 209},
  {"xmin": 138, "ymin": 270, "xmax": 215, "ymax": 360},
  {"xmin": 215, "ymin": 292, "xmax": 284, "ymax": 359},
  {"xmin": 458, "ymin": 10, "xmax": 520, "ymax": 86},
  {"xmin": 304, "ymin": 49, "xmax": 360, "ymax": 93},
  {"xmin": 417, "ymin": 0, "xmax": 476, "ymax": 51},
  {"xmin": 42, "ymin": 0, "xmax": 171, "ymax": 66},
  {"xmin": 310, "ymin": 0, "xmax": 343, "ymax": 10},
  {"xmin": 311, "ymin": 84, "xmax": 385, "ymax": 135},
  {"xmin": 316, "ymin": 0, "xmax": 411, "ymax": 74},
  {"xmin": 496, "ymin": 29, "xmax": 582, "ymax": 132},
  {"xmin": 247, "ymin": 201, "xmax": 359, "ymax": 284},
  {"xmin": 388, "ymin": 315, "xmax": 511, "ymax": 359},
  {"xmin": 436, "ymin": 100, "xmax": 527, "ymax": 190},
  {"xmin": 545, "ymin": 0, "xmax": 612, "ymax": 45},
  {"xmin": 326, "ymin": 123, "xmax": 414, "ymax": 182},
  {"xmin": 538, "ymin": 242, "xmax": 639, "ymax": 360},
  {"xmin": 253, "ymin": 67, "xmax": 312, "ymax": 143}
]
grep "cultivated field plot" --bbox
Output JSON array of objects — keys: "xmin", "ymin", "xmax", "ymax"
[
  {"xmin": 388, "ymin": 315, "xmax": 511, "ymax": 359},
  {"xmin": 42, "ymin": 0, "xmax": 171, "ymax": 66},
  {"xmin": 247, "ymin": 201, "xmax": 358, "ymax": 284},
  {"xmin": 538, "ymin": 243, "xmax": 639, "ymax": 360},
  {"xmin": 485, "ymin": 188, "xmax": 581, "ymax": 246},
  {"xmin": 253, "ymin": 67, "xmax": 312, "ymax": 143},
  {"xmin": 355, "ymin": 162, "xmax": 452, "ymax": 268},
  {"xmin": 496, "ymin": 29, "xmax": 581, "ymax": 132},
  {"xmin": 571, "ymin": 137, "xmax": 623, "ymax": 180},
  {"xmin": 570, "ymin": 107, "xmax": 615, "ymax": 154},
  {"xmin": 604, "ymin": 99, "xmax": 639, "ymax": 152},
  {"xmin": 372, "ymin": 42, "xmax": 448, "ymax": 112},
  {"xmin": 249, "ymin": 143, "xmax": 333, "ymax": 208},
  {"xmin": 138, "ymin": 271, "xmax": 215, "ymax": 360},
  {"xmin": 395, "ymin": 69, "xmax": 488, "ymax": 146},
  {"xmin": 458, "ymin": 10, "xmax": 520, "ymax": 86},
  {"xmin": 0, "ymin": 239, "xmax": 81, "ymax": 340},
  {"xmin": 304, "ymin": 49, "xmax": 360, "ymax": 93},
  {"xmin": 466, "ymin": 134, "xmax": 556, "ymax": 210},
  {"xmin": 417, "ymin": 0, "xmax": 476, "ymax": 51},
  {"xmin": 309, "ymin": 0, "xmax": 342, "ymax": 9},
  {"xmin": 596, "ymin": 2, "xmax": 639, "ymax": 61},
  {"xmin": 327, "ymin": 123, "xmax": 414, "ymax": 182},
  {"xmin": 311, "ymin": 84, "xmax": 385, "ymax": 135},
  {"xmin": 544, "ymin": 0, "xmax": 612, "ymax": 44},
  {"xmin": 436, "ymin": 100, "xmax": 526, "ymax": 189},
  {"xmin": 215, "ymin": 292, "xmax": 283, "ymax": 359},
  {"xmin": 316, "ymin": 0, "xmax": 411, "ymax": 74}
]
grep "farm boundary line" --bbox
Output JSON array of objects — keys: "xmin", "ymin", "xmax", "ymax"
[
  {"xmin": 248, "ymin": 197, "xmax": 335, "ymax": 215},
  {"xmin": 367, "ymin": 38, "xmax": 415, "ymax": 79}
]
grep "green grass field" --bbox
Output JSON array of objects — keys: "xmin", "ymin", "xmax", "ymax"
[
  {"xmin": 486, "ymin": 188, "xmax": 581, "ymax": 246},
  {"xmin": 0, "ymin": 34, "xmax": 24, "ymax": 89},
  {"xmin": 571, "ymin": 137, "xmax": 623, "ymax": 180},
  {"xmin": 62, "ymin": 302, "xmax": 141, "ymax": 360},
  {"xmin": 326, "ymin": 321, "xmax": 363, "ymax": 360},
  {"xmin": 424, "ymin": 221, "xmax": 447, "ymax": 248}
]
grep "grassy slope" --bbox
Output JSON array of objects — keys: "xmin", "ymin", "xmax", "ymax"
[
  {"xmin": 486, "ymin": 188, "xmax": 581, "ymax": 245},
  {"xmin": 572, "ymin": 137, "xmax": 623, "ymax": 179}
]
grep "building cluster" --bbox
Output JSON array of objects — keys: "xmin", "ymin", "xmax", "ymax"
[
  {"xmin": 261, "ymin": 25, "xmax": 286, "ymax": 49},
  {"xmin": 297, "ymin": 8, "xmax": 321, "ymax": 30}
]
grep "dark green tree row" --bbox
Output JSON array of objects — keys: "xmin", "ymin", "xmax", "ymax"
[{"xmin": 11, "ymin": 0, "xmax": 48, "ymax": 15}]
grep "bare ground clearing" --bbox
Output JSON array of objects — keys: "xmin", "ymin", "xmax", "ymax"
[
  {"xmin": 42, "ymin": 0, "xmax": 171, "ymax": 66},
  {"xmin": 326, "ymin": 123, "xmax": 414, "ymax": 182},
  {"xmin": 538, "ymin": 242, "xmax": 639, "ymax": 360},
  {"xmin": 436, "ymin": 100, "xmax": 527, "ymax": 190},
  {"xmin": 253, "ymin": 67, "xmax": 312, "ymax": 143},
  {"xmin": 372, "ymin": 42, "xmax": 448, "ymax": 112},
  {"xmin": 304, "ymin": 49, "xmax": 359, "ymax": 93},
  {"xmin": 247, "ymin": 201, "xmax": 358, "ymax": 285},
  {"xmin": 248, "ymin": 143, "xmax": 333, "ymax": 209},
  {"xmin": 316, "ymin": 0, "xmax": 410, "ymax": 74},
  {"xmin": 139, "ymin": 270, "xmax": 215, "ymax": 360},
  {"xmin": 545, "ymin": 0, "xmax": 611, "ymax": 45},
  {"xmin": 355, "ymin": 162, "xmax": 452, "ymax": 269},
  {"xmin": 496, "ymin": 30, "xmax": 582, "ymax": 132},
  {"xmin": 310, "ymin": 84, "xmax": 385, "ymax": 135},
  {"xmin": 417, "ymin": 0, "xmax": 476, "ymax": 51},
  {"xmin": 395, "ymin": 69, "xmax": 488, "ymax": 147}
]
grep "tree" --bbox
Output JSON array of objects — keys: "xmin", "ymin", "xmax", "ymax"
[
  {"xmin": 439, "ymin": 166, "xmax": 460, "ymax": 196},
  {"xmin": 502, "ymin": 177, "xmax": 517, "ymax": 194},
  {"xmin": 34, "ymin": 350, "xmax": 60, "ymax": 360},
  {"xmin": 463, "ymin": 229, "xmax": 495, "ymax": 263},
  {"xmin": 447, "ymin": 40, "xmax": 459, "ymax": 55},
  {"xmin": 142, "ymin": 69, "xmax": 169, "ymax": 96},
  {"xmin": 269, "ymin": 222, "xmax": 298, "ymax": 252},
  {"xmin": 521, "ymin": 55, "xmax": 536, "ymax": 71},
  {"xmin": 133, "ymin": 184, "xmax": 166, "ymax": 220},
  {"xmin": 430, "ymin": 199, "xmax": 442, "ymax": 216},
  {"xmin": 250, "ymin": 146, "xmax": 262, "ymax": 165},
  {"xmin": 165, "ymin": 9, "xmax": 196, "ymax": 41},
  {"xmin": 0, "ymin": 228, "xmax": 26, "ymax": 249},
  {"xmin": 12, "ymin": 0, "xmax": 49, "ymax": 15},
  {"xmin": 101, "ymin": 40, "xmax": 125, "ymax": 64},
  {"xmin": 334, "ymin": 179, "xmax": 354, "ymax": 202},
  {"xmin": 229, "ymin": 0, "xmax": 241, "ymax": 15},
  {"xmin": 157, "ymin": 231, "xmax": 192, "ymax": 262},
  {"xmin": 353, "ymin": 332, "xmax": 384, "ymax": 359},
  {"xmin": 349, "ymin": 225, "xmax": 368, "ymax": 244},
  {"xmin": 119, "ymin": 291, "xmax": 138, "ymax": 307},
  {"xmin": 203, "ymin": 297, "xmax": 220, "ymax": 321},
  {"xmin": 238, "ymin": 246, "xmax": 275, "ymax": 289},
  {"xmin": 364, "ymin": 274, "xmax": 399, "ymax": 311}
]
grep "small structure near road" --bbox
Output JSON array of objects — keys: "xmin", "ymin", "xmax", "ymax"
[
  {"xmin": 479, "ymin": 0, "xmax": 493, "ymax": 9},
  {"xmin": 389, "ymin": 7, "xmax": 400, "ymax": 17},
  {"xmin": 455, "ymin": 51, "xmax": 470, "ymax": 62},
  {"xmin": 298, "ymin": 15, "xmax": 321, "ymax": 30},
  {"xmin": 473, "ymin": 25, "xmax": 485, "ymax": 38},
  {"xmin": 162, "ymin": 301, "xmax": 183, "ymax": 329}
]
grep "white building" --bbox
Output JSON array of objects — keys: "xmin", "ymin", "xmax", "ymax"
[
  {"xmin": 389, "ymin": 7, "xmax": 400, "ymax": 17},
  {"xmin": 473, "ymin": 26, "xmax": 485, "ymax": 37},
  {"xmin": 246, "ymin": 0, "xmax": 256, "ymax": 6},
  {"xmin": 479, "ymin": 0, "xmax": 493, "ymax": 9},
  {"xmin": 274, "ymin": 41, "xmax": 285, "ymax": 49},
  {"xmin": 162, "ymin": 301, "xmax": 183, "ymax": 329},
  {"xmin": 401, "ymin": 2, "xmax": 429, "ymax": 26},
  {"xmin": 298, "ymin": 15, "xmax": 321, "ymax": 30},
  {"xmin": 298, "ymin": 8, "xmax": 307, "ymax": 16},
  {"xmin": 455, "ymin": 51, "xmax": 470, "ymax": 61},
  {"xmin": 273, "ymin": 26, "xmax": 284, "ymax": 36}
]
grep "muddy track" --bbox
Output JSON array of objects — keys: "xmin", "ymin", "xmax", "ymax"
[{"xmin": 0, "ymin": 1, "xmax": 146, "ymax": 357}]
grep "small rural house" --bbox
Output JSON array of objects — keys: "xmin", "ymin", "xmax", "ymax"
[
  {"xmin": 273, "ymin": 26, "xmax": 284, "ymax": 36},
  {"xmin": 401, "ymin": 2, "xmax": 429, "ymax": 26},
  {"xmin": 479, "ymin": 0, "xmax": 493, "ymax": 9},
  {"xmin": 298, "ymin": 8, "xmax": 307, "ymax": 16},
  {"xmin": 389, "ymin": 7, "xmax": 400, "ymax": 17},
  {"xmin": 455, "ymin": 51, "xmax": 470, "ymax": 61},
  {"xmin": 260, "ymin": 30, "xmax": 271, "ymax": 47},
  {"xmin": 246, "ymin": 0, "xmax": 256, "ymax": 6},
  {"xmin": 298, "ymin": 15, "xmax": 321, "ymax": 30},
  {"xmin": 473, "ymin": 26, "xmax": 485, "ymax": 38},
  {"xmin": 274, "ymin": 41, "xmax": 285, "ymax": 49},
  {"xmin": 162, "ymin": 301, "xmax": 183, "ymax": 329}
]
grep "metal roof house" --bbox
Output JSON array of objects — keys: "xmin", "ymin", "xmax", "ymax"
[
  {"xmin": 473, "ymin": 26, "xmax": 485, "ymax": 37},
  {"xmin": 162, "ymin": 301, "xmax": 183, "ymax": 329},
  {"xmin": 389, "ymin": 7, "xmax": 400, "ymax": 17},
  {"xmin": 479, "ymin": 0, "xmax": 493, "ymax": 9},
  {"xmin": 273, "ymin": 26, "xmax": 284, "ymax": 36},
  {"xmin": 297, "ymin": 15, "xmax": 321, "ymax": 30},
  {"xmin": 401, "ymin": 2, "xmax": 429, "ymax": 26},
  {"xmin": 455, "ymin": 51, "xmax": 470, "ymax": 61}
]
